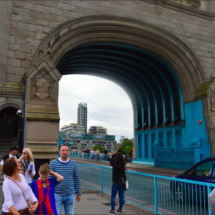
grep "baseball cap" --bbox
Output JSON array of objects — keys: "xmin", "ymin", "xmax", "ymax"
[{"xmin": 10, "ymin": 146, "xmax": 19, "ymax": 151}]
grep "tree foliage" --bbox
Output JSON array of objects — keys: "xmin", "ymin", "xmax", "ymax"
[
  {"xmin": 93, "ymin": 145, "xmax": 104, "ymax": 153},
  {"xmin": 121, "ymin": 139, "xmax": 133, "ymax": 154}
]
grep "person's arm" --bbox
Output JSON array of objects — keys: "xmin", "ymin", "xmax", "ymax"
[
  {"xmin": 109, "ymin": 152, "xmax": 116, "ymax": 167},
  {"xmin": 31, "ymin": 162, "xmax": 36, "ymax": 176},
  {"xmin": 3, "ymin": 181, "xmax": 20, "ymax": 214},
  {"xmin": 48, "ymin": 161, "xmax": 55, "ymax": 178},
  {"xmin": 9, "ymin": 206, "xmax": 20, "ymax": 215},
  {"xmin": 73, "ymin": 161, "xmax": 81, "ymax": 200},
  {"xmin": 25, "ymin": 180, "xmax": 38, "ymax": 213},
  {"xmin": 0, "ymin": 159, "xmax": 4, "ymax": 171},
  {"xmin": 50, "ymin": 171, "xmax": 64, "ymax": 182}
]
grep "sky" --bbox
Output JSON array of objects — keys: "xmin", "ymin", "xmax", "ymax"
[{"xmin": 58, "ymin": 75, "xmax": 134, "ymax": 142}]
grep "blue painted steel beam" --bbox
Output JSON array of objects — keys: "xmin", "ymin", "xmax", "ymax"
[
  {"xmin": 58, "ymin": 44, "xmax": 183, "ymax": 122},
  {"xmin": 58, "ymin": 50, "xmax": 167, "ymax": 124},
  {"xmin": 96, "ymin": 43, "xmax": 181, "ymax": 122},
  {"xmin": 57, "ymin": 43, "xmax": 184, "ymax": 124},
  {"xmin": 58, "ymin": 54, "xmax": 163, "ymax": 125}
]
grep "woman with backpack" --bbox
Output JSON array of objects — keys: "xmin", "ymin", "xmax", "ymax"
[{"xmin": 109, "ymin": 152, "xmax": 126, "ymax": 215}]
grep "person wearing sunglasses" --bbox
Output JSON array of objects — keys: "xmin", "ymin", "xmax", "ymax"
[{"xmin": 19, "ymin": 148, "xmax": 35, "ymax": 186}]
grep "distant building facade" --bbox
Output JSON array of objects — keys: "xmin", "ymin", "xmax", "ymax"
[
  {"xmin": 88, "ymin": 126, "xmax": 107, "ymax": 135},
  {"xmin": 61, "ymin": 123, "xmax": 85, "ymax": 136},
  {"xmin": 77, "ymin": 102, "xmax": 87, "ymax": 133},
  {"xmin": 59, "ymin": 125, "xmax": 117, "ymax": 152}
]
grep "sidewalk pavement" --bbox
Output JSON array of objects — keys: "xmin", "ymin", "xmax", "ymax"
[
  {"xmin": 73, "ymin": 158, "xmax": 184, "ymax": 176},
  {"xmin": 0, "ymin": 187, "xmax": 153, "ymax": 214}
]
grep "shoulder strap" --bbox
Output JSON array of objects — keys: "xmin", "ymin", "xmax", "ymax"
[{"xmin": 7, "ymin": 176, "xmax": 28, "ymax": 203}]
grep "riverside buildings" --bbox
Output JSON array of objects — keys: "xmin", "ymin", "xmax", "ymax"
[
  {"xmin": 60, "ymin": 104, "xmax": 117, "ymax": 152},
  {"xmin": 60, "ymin": 125, "xmax": 117, "ymax": 152}
]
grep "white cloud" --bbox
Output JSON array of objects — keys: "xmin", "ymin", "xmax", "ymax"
[{"xmin": 59, "ymin": 75, "xmax": 134, "ymax": 142}]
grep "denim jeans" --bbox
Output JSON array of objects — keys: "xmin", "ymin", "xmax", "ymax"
[
  {"xmin": 111, "ymin": 183, "xmax": 124, "ymax": 211},
  {"xmin": 55, "ymin": 193, "xmax": 75, "ymax": 215}
]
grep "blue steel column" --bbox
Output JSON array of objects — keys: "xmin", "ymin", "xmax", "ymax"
[
  {"xmin": 154, "ymin": 177, "xmax": 158, "ymax": 214},
  {"xmin": 100, "ymin": 166, "xmax": 103, "ymax": 196},
  {"xmin": 21, "ymin": 80, "xmax": 26, "ymax": 151}
]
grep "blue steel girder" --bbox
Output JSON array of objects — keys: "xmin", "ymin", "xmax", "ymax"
[
  {"xmin": 61, "ymin": 68, "xmax": 140, "ymax": 128},
  {"xmin": 59, "ymin": 62, "xmax": 152, "ymax": 127},
  {"xmin": 66, "ymin": 43, "xmax": 184, "ymax": 121},
  {"xmin": 58, "ymin": 52, "xmax": 166, "ymax": 124},
  {"xmin": 57, "ymin": 43, "xmax": 184, "ymax": 124}
]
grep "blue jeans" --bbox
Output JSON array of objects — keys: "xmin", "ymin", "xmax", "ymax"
[
  {"xmin": 111, "ymin": 183, "xmax": 124, "ymax": 211},
  {"xmin": 55, "ymin": 193, "xmax": 75, "ymax": 215}
]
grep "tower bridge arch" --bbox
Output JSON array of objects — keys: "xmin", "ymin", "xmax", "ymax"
[{"xmin": 23, "ymin": 16, "xmax": 213, "ymax": 169}]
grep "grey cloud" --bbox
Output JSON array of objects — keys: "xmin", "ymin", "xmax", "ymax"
[{"xmin": 59, "ymin": 75, "xmax": 134, "ymax": 139}]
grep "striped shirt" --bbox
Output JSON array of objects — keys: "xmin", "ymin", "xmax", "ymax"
[{"xmin": 49, "ymin": 158, "xmax": 81, "ymax": 196}]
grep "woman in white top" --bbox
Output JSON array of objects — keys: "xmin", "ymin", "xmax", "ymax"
[
  {"xmin": 19, "ymin": 148, "xmax": 36, "ymax": 185},
  {"xmin": 2, "ymin": 157, "xmax": 38, "ymax": 214}
]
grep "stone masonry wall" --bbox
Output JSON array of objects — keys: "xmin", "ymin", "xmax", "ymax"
[
  {"xmin": 0, "ymin": 1, "xmax": 12, "ymax": 85},
  {"xmin": 4, "ymin": 0, "xmax": 215, "ymax": 86}
]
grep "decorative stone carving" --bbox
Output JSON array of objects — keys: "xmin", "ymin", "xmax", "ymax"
[
  {"xmin": 186, "ymin": 0, "xmax": 200, "ymax": 8},
  {"xmin": 37, "ymin": 42, "xmax": 52, "ymax": 62},
  {"xmin": 156, "ymin": 0, "xmax": 163, "ymax": 15},
  {"xmin": 32, "ymin": 68, "xmax": 53, "ymax": 100}
]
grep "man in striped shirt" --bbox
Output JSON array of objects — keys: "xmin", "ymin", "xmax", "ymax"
[{"xmin": 49, "ymin": 144, "xmax": 81, "ymax": 214}]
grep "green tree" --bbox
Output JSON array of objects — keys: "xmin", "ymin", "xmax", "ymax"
[
  {"xmin": 93, "ymin": 145, "xmax": 104, "ymax": 153},
  {"xmin": 120, "ymin": 139, "xmax": 133, "ymax": 154}
]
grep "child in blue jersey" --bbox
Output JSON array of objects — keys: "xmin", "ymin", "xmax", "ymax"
[{"xmin": 31, "ymin": 163, "xmax": 64, "ymax": 214}]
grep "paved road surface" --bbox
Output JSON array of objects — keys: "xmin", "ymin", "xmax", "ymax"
[{"xmin": 0, "ymin": 186, "xmax": 153, "ymax": 214}]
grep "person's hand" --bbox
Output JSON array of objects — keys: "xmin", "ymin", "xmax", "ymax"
[
  {"xmin": 28, "ymin": 204, "xmax": 37, "ymax": 214},
  {"xmin": 50, "ymin": 171, "xmax": 54, "ymax": 175},
  {"xmin": 113, "ymin": 151, "xmax": 117, "ymax": 155},
  {"xmin": 76, "ymin": 195, "xmax": 81, "ymax": 202}
]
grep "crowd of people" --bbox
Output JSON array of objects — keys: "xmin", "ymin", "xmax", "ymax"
[
  {"xmin": 0, "ymin": 144, "xmax": 81, "ymax": 215},
  {"xmin": 0, "ymin": 145, "xmax": 133, "ymax": 215},
  {"xmin": 71, "ymin": 147, "xmax": 133, "ymax": 163}
]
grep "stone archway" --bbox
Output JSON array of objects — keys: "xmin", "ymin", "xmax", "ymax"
[{"xmin": 23, "ymin": 15, "xmax": 213, "ymax": 161}]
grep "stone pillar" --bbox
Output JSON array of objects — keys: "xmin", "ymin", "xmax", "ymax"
[
  {"xmin": 24, "ymin": 54, "xmax": 61, "ymax": 160},
  {"xmin": 0, "ymin": 1, "xmax": 12, "ymax": 84}
]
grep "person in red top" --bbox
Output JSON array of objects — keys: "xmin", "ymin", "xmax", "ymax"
[{"xmin": 31, "ymin": 163, "xmax": 64, "ymax": 214}]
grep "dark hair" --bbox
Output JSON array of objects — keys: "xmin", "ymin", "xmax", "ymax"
[
  {"xmin": 2, "ymin": 157, "xmax": 17, "ymax": 176},
  {"xmin": 60, "ymin": 144, "xmax": 69, "ymax": 150},
  {"xmin": 114, "ymin": 154, "xmax": 125, "ymax": 173}
]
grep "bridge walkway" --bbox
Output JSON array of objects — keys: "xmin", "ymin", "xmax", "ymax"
[{"xmin": 0, "ymin": 187, "xmax": 152, "ymax": 214}]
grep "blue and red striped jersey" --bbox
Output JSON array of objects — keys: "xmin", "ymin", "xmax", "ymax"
[{"xmin": 31, "ymin": 178, "xmax": 58, "ymax": 214}]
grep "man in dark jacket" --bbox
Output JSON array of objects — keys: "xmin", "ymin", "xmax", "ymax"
[{"xmin": 0, "ymin": 146, "xmax": 19, "ymax": 179}]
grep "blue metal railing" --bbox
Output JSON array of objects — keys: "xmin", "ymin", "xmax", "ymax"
[
  {"xmin": 154, "ymin": 147, "xmax": 195, "ymax": 170},
  {"xmin": 70, "ymin": 152, "xmax": 109, "ymax": 162},
  {"xmin": 77, "ymin": 164, "xmax": 215, "ymax": 215}
]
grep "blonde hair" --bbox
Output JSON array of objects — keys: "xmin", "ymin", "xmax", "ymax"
[
  {"xmin": 20, "ymin": 148, "xmax": 34, "ymax": 162},
  {"xmin": 39, "ymin": 163, "xmax": 50, "ymax": 175}
]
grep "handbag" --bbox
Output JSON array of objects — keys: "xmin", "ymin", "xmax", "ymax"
[
  {"xmin": 122, "ymin": 177, "xmax": 129, "ymax": 190},
  {"xmin": 7, "ymin": 176, "xmax": 35, "ymax": 215}
]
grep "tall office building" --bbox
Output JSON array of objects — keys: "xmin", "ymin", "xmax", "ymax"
[{"xmin": 78, "ymin": 102, "xmax": 87, "ymax": 133}]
